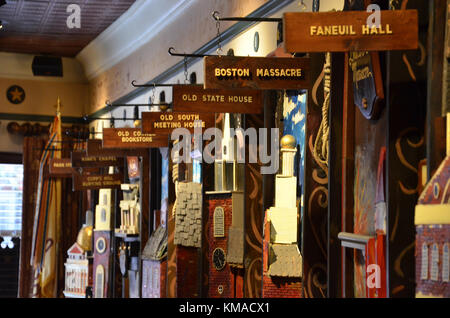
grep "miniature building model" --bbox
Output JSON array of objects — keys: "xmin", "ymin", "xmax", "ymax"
[
  {"xmin": 262, "ymin": 135, "xmax": 303, "ymax": 298},
  {"xmin": 415, "ymin": 114, "xmax": 450, "ymax": 298},
  {"xmin": 95, "ymin": 189, "xmax": 112, "ymax": 231},
  {"xmin": 64, "ymin": 211, "xmax": 93, "ymax": 298},
  {"xmin": 116, "ymin": 184, "xmax": 140, "ymax": 235},
  {"xmin": 205, "ymin": 114, "xmax": 246, "ymax": 298},
  {"xmin": 93, "ymin": 188, "xmax": 113, "ymax": 298},
  {"xmin": 63, "ymin": 243, "xmax": 89, "ymax": 298},
  {"xmin": 142, "ymin": 225, "xmax": 167, "ymax": 298}
]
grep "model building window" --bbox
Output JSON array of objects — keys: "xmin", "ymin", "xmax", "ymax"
[
  {"xmin": 193, "ymin": 159, "xmax": 201, "ymax": 183},
  {"xmin": 421, "ymin": 243, "xmax": 428, "ymax": 280},
  {"xmin": 95, "ymin": 265, "xmax": 104, "ymax": 298},
  {"xmin": 443, "ymin": 243, "xmax": 449, "ymax": 282},
  {"xmin": 101, "ymin": 208, "xmax": 106, "ymax": 223},
  {"xmin": 0, "ymin": 164, "xmax": 23, "ymax": 241},
  {"xmin": 213, "ymin": 207, "xmax": 225, "ymax": 238},
  {"xmin": 431, "ymin": 243, "xmax": 439, "ymax": 281}
]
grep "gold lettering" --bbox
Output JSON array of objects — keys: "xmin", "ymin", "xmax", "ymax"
[
  {"xmin": 310, "ymin": 26, "xmax": 317, "ymax": 35},
  {"xmin": 332, "ymin": 25, "xmax": 338, "ymax": 35},
  {"xmin": 386, "ymin": 24, "xmax": 392, "ymax": 34},
  {"xmin": 317, "ymin": 26, "xmax": 324, "ymax": 35},
  {"xmin": 362, "ymin": 25, "xmax": 369, "ymax": 35}
]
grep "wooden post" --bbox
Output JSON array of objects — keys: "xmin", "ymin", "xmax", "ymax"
[{"xmin": 327, "ymin": 52, "xmax": 345, "ymax": 298}]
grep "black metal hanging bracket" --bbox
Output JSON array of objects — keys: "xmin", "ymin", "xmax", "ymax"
[
  {"xmin": 104, "ymin": 100, "xmax": 170, "ymax": 107},
  {"xmin": 131, "ymin": 80, "xmax": 175, "ymax": 88},
  {"xmin": 168, "ymin": 47, "xmax": 215, "ymax": 58},
  {"xmin": 212, "ymin": 11, "xmax": 281, "ymax": 23}
]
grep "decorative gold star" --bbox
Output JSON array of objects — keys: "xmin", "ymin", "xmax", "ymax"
[{"xmin": 9, "ymin": 87, "xmax": 23, "ymax": 102}]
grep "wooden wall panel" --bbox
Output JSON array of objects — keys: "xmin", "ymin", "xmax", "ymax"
[{"xmin": 302, "ymin": 53, "xmax": 328, "ymax": 298}]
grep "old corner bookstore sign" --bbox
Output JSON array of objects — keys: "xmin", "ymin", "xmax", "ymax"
[
  {"xmin": 283, "ymin": 10, "xmax": 418, "ymax": 52},
  {"xmin": 204, "ymin": 56, "xmax": 310, "ymax": 90},
  {"xmin": 102, "ymin": 128, "xmax": 168, "ymax": 148},
  {"xmin": 172, "ymin": 84, "xmax": 262, "ymax": 114},
  {"xmin": 142, "ymin": 112, "xmax": 215, "ymax": 134}
]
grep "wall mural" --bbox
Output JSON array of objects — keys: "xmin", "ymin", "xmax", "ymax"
[{"xmin": 283, "ymin": 90, "xmax": 307, "ymax": 211}]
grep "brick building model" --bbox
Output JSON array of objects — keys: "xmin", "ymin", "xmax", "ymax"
[
  {"xmin": 414, "ymin": 114, "xmax": 450, "ymax": 298},
  {"xmin": 142, "ymin": 224, "xmax": 167, "ymax": 298}
]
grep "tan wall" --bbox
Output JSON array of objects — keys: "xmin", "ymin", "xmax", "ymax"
[
  {"xmin": 0, "ymin": 78, "xmax": 89, "ymax": 117},
  {"xmin": 88, "ymin": 0, "xmax": 268, "ymax": 113}
]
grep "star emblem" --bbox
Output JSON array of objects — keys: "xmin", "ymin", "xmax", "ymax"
[
  {"xmin": 7, "ymin": 85, "xmax": 25, "ymax": 104},
  {"xmin": 10, "ymin": 88, "xmax": 23, "ymax": 101}
]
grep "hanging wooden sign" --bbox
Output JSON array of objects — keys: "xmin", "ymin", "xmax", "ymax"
[
  {"xmin": 102, "ymin": 128, "xmax": 168, "ymax": 148},
  {"xmin": 71, "ymin": 151, "xmax": 123, "ymax": 168},
  {"xmin": 349, "ymin": 51, "xmax": 384, "ymax": 119},
  {"xmin": 141, "ymin": 111, "xmax": 215, "ymax": 134},
  {"xmin": 172, "ymin": 84, "xmax": 263, "ymax": 113},
  {"xmin": 87, "ymin": 139, "xmax": 149, "ymax": 157},
  {"xmin": 72, "ymin": 170, "xmax": 123, "ymax": 191},
  {"xmin": 283, "ymin": 10, "xmax": 418, "ymax": 52},
  {"xmin": 204, "ymin": 56, "xmax": 310, "ymax": 90},
  {"xmin": 48, "ymin": 158, "xmax": 73, "ymax": 177}
]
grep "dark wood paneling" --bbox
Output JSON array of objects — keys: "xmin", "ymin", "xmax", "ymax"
[
  {"xmin": 302, "ymin": 53, "xmax": 328, "ymax": 298},
  {"xmin": 327, "ymin": 52, "xmax": 345, "ymax": 298},
  {"xmin": 341, "ymin": 53, "xmax": 355, "ymax": 298},
  {"xmin": 242, "ymin": 93, "xmax": 272, "ymax": 298},
  {"xmin": 426, "ymin": 0, "xmax": 447, "ymax": 178}
]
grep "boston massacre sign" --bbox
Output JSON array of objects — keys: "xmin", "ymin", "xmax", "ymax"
[{"xmin": 204, "ymin": 56, "xmax": 310, "ymax": 90}]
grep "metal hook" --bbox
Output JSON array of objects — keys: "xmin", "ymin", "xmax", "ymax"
[
  {"xmin": 211, "ymin": 10, "xmax": 281, "ymax": 22},
  {"xmin": 168, "ymin": 47, "xmax": 214, "ymax": 58},
  {"xmin": 212, "ymin": 11, "xmax": 220, "ymax": 21},
  {"xmin": 131, "ymin": 80, "xmax": 174, "ymax": 87},
  {"xmin": 299, "ymin": 0, "xmax": 307, "ymax": 11}
]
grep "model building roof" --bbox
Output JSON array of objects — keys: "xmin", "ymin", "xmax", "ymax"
[
  {"xmin": 174, "ymin": 182, "xmax": 202, "ymax": 248},
  {"xmin": 142, "ymin": 225, "xmax": 167, "ymax": 261},
  {"xmin": 268, "ymin": 244, "xmax": 302, "ymax": 278},
  {"xmin": 67, "ymin": 242, "xmax": 84, "ymax": 255},
  {"xmin": 418, "ymin": 156, "xmax": 450, "ymax": 204}
]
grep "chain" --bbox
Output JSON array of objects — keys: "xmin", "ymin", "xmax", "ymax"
[
  {"xmin": 298, "ymin": 0, "xmax": 307, "ymax": 11},
  {"xmin": 151, "ymin": 83, "xmax": 156, "ymax": 104},
  {"xmin": 184, "ymin": 56, "xmax": 189, "ymax": 84},
  {"xmin": 389, "ymin": 0, "xmax": 399, "ymax": 10},
  {"xmin": 216, "ymin": 20, "xmax": 223, "ymax": 56}
]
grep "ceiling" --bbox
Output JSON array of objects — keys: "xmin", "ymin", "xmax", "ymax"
[{"xmin": 0, "ymin": 0, "xmax": 136, "ymax": 57}]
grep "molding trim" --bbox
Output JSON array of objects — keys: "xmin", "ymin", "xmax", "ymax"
[
  {"xmin": 76, "ymin": 0, "xmax": 190, "ymax": 80},
  {"xmin": 0, "ymin": 113, "xmax": 85, "ymax": 124},
  {"xmin": 87, "ymin": 0, "xmax": 295, "ymax": 121}
]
